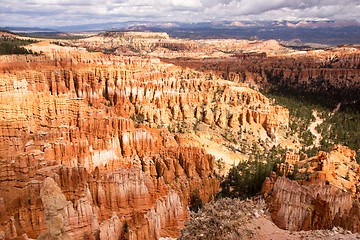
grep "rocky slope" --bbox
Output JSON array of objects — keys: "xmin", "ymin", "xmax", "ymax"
[
  {"xmin": 179, "ymin": 197, "xmax": 360, "ymax": 240},
  {"xmin": 262, "ymin": 145, "xmax": 360, "ymax": 233},
  {"xmin": 58, "ymin": 31, "xmax": 293, "ymax": 59},
  {"xmin": 0, "ymin": 39, "xmax": 288, "ymax": 239},
  {"xmin": 66, "ymin": 31, "xmax": 223, "ymax": 58},
  {"xmin": 53, "ymin": 31, "xmax": 360, "ymax": 106},
  {"xmin": 163, "ymin": 46, "xmax": 360, "ymax": 106}
]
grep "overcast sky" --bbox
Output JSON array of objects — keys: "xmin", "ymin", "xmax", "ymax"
[{"xmin": 1, "ymin": 0, "xmax": 360, "ymax": 27}]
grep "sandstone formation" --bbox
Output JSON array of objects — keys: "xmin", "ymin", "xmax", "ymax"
[
  {"xmin": 163, "ymin": 46, "xmax": 360, "ymax": 105},
  {"xmin": 2, "ymin": 30, "xmax": 360, "ymax": 240},
  {"xmin": 68, "ymin": 32, "xmax": 289, "ymax": 59},
  {"xmin": 263, "ymin": 145, "xmax": 360, "ymax": 233},
  {"xmin": 38, "ymin": 177, "xmax": 73, "ymax": 240},
  {"xmin": 69, "ymin": 31, "xmax": 222, "ymax": 58},
  {"xmin": 0, "ymin": 34, "xmax": 291, "ymax": 240},
  {"xmin": 61, "ymin": 31, "xmax": 360, "ymax": 237},
  {"xmin": 179, "ymin": 196, "xmax": 360, "ymax": 240}
]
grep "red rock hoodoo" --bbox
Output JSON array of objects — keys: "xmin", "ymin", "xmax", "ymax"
[
  {"xmin": 0, "ymin": 38, "xmax": 288, "ymax": 239},
  {"xmin": 263, "ymin": 145, "xmax": 360, "ymax": 233}
]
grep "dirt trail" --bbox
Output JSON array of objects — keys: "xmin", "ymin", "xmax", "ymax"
[
  {"xmin": 307, "ymin": 103, "xmax": 341, "ymax": 148},
  {"xmin": 331, "ymin": 102, "xmax": 341, "ymax": 116},
  {"xmin": 308, "ymin": 111, "xmax": 323, "ymax": 148}
]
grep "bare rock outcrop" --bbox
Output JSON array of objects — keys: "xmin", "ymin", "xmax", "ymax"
[
  {"xmin": 266, "ymin": 177, "xmax": 353, "ymax": 231},
  {"xmin": 264, "ymin": 145, "xmax": 360, "ymax": 233},
  {"xmin": 98, "ymin": 213, "xmax": 123, "ymax": 240},
  {"xmin": 179, "ymin": 196, "xmax": 360, "ymax": 240},
  {"xmin": 0, "ymin": 38, "xmax": 288, "ymax": 239},
  {"xmin": 38, "ymin": 177, "xmax": 73, "ymax": 240},
  {"xmin": 164, "ymin": 47, "xmax": 360, "ymax": 105}
]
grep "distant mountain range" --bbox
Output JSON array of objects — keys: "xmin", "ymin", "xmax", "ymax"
[
  {"xmin": 2, "ymin": 26, "xmax": 58, "ymax": 33},
  {"xmin": 2, "ymin": 20, "xmax": 360, "ymax": 45}
]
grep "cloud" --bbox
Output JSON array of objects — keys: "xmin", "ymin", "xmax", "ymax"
[
  {"xmin": 202, "ymin": 0, "xmax": 358, "ymax": 18},
  {"xmin": 170, "ymin": 0, "xmax": 202, "ymax": 9},
  {"xmin": 1, "ymin": 0, "xmax": 359, "ymax": 27}
]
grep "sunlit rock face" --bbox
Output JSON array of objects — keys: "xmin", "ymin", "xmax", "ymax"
[
  {"xmin": 0, "ymin": 34, "xmax": 291, "ymax": 239},
  {"xmin": 164, "ymin": 47, "xmax": 360, "ymax": 104},
  {"xmin": 263, "ymin": 145, "xmax": 360, "ymax": 233}
]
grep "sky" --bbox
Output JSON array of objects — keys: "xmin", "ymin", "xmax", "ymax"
[{"xmin": 1, "ymin": 0, "xmax": 360, "ymax": 27}]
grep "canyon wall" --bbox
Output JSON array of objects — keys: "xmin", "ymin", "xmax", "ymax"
[
  {"xmin": 263, "ymin": 146, "xmax": 360, "ymax": 233},
  {"xmin": 0, "ymin": 46, "xmax": 288, "ymax": 239},
  {"xmin": 164, "ymin": 47, "xmax": 360, "ymax": 105}
]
